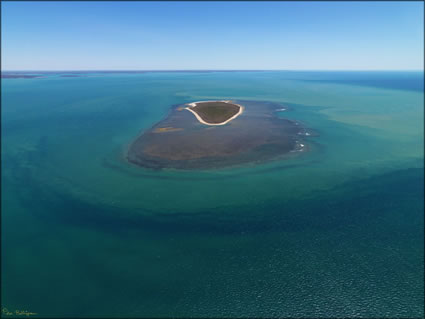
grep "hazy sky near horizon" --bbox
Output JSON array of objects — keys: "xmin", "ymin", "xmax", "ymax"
[{"xmin": 1, "ymin": 1, "xmax": 424, "ymax": 71}]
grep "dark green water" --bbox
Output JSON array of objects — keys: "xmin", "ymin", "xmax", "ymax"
[{"xmin": 1, "ymin": 71, "xmax": 424, "ymax": 317}]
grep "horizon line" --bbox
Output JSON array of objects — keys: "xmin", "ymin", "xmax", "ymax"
[{"xmin": 2, "ymin": 69, "xmax": 424, "ymax": 72}]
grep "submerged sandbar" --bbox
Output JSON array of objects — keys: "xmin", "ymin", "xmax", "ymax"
[{"xmin": 127, "ymin": 100, "xmax": 314, "ymax": 170}]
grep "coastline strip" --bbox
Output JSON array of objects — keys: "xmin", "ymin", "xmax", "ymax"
[{"xmin": 184, "ymin": 101, "xmax": 244, "ymax": 126}]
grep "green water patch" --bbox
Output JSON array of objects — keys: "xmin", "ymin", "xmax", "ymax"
[{"xmin": 3, "ymin": 94, "xmax": 421, "ymax": 217}]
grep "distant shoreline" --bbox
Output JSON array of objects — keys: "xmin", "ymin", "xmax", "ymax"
[{"xmin": 184, "ymin": 100, "xmax": 244, "ymax": 126}]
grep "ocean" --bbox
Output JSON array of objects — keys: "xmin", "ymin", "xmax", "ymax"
[{"xmin": 1, "ymin": 71, "xmax": 423, "ymax": 317}]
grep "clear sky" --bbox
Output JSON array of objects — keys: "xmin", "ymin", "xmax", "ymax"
[{"xmin": 1, "ymin": 1, "xmax": 424, "ymax": 71}]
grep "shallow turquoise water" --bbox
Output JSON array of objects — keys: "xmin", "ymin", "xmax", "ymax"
[{"xmin": 1, "ymin": 71, "xmax": 424, "ymax": 317}]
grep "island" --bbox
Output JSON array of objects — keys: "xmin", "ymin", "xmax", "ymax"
[
  {"xmin": 1, "ymin": 74, "xmax": 42, "ymax": 79},
  {"xmin": 185, "ymin": 100, "xmax": 244, "ymax": 125},
  {"xmin": 61, "ymin": 74, "xmax": 86, "ymax": 77},
  {"xmin": 127, "ymin": 100, "xmax": 315, "ymax": 170}
]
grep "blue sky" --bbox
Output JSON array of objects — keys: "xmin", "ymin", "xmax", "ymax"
[{"xmin": 1, "ymin": 1, "xmax": 423, "ymax": 70}]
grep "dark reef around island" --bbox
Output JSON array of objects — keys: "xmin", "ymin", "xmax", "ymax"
[{"xmin": 127, "ymin": 100, "xmax": 316, "ymax": 170}]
